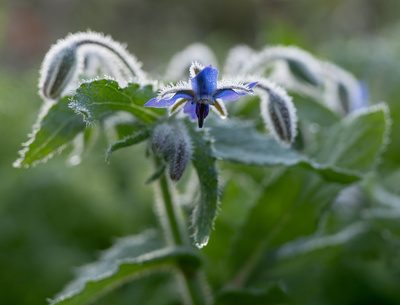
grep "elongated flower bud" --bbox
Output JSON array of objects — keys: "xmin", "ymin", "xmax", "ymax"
[
  {"xmin": 256, "ymin": 80, "xmax": 298, "ymax": 145},
  {"xmin": 151, "ymin": 122, "xmax": 192, "ymax": 181},
  {"xmin": 169, "ymin": 127, "xmax": 192, "ymax": 181},
  {"xmin": 39, "ymin": 43, "xmax": 78, "ymax": 100}
]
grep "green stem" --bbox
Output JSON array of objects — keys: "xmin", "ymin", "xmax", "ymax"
[
  {"xmin": 154, "ymin": 158, "xmax": 210, "ymax": 305},
  {"xmin": 157, "ymin": 162, "xmax": 186, "ymax": 246}
]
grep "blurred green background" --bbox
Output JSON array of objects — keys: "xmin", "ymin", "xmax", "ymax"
[{"xmin": 1, "ymin": 1, "xmax": 400, "ymax": 304}]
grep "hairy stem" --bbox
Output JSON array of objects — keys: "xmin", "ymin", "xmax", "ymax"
[
  {"xmin": 76, "ymin": 39, "xmax": 143, "ymax": 80},
  {"xmin": 154, "ymin": 158, "xmax": 211, "ymax": 305}
]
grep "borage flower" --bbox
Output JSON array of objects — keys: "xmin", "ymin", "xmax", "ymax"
[{"xmin": 144, "ymin": 62, "xmax": 257, "ymax": 128}]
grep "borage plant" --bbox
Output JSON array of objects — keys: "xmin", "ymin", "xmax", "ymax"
[{"xmin": 15, "ymin": 31, "xmax": 390, "ymax": 305}]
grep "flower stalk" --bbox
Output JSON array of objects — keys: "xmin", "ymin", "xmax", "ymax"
[{"xmin": 154, "ymin": 157, "xmax": 210, "ymax": 305}]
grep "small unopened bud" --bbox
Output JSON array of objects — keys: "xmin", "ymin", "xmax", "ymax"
[
  {"xmin": 286, "ymin": 57, "xmax": 321, "ymax": 87},
  {"xmin": 151, "ymin": 122, "xmax": 192, "ymax": 181},
  {"xmin": 40, "ymin": 43, "xmax": 78, "ymax": 100},
  {"xmin": 257, "ymin": 80, "xmax": 298, "ymax": 145}
]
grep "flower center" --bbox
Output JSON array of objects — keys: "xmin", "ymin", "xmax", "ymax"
[{"xmin": 195, "ymin": 103, "xmax": 210, "ymax": 128}]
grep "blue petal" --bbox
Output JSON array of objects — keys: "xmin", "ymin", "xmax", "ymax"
[
  {"xmin": 247, "ymin": 82, "xmax": 258, "ymax": 89},
  {"xmin": 212, "ymin": 88, "xmax": 247, "ymax": 101},
  {"xmin": 190, "ymin": 65, "xmax": 219, "ymax": 97},
  {"xmin": 183, "ymin": 101, "xmax": 197, "ymax": 120},
  {"xmin": 350, "ymin": 81, "xmax": 369, "ymax": 112},
  {"xmin": 144, "ymin": 92, "xmax": 194, "ymax": 108}
]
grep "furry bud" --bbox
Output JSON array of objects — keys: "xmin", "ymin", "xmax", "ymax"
[
  {"xmin": 40, "ymin": 44, "xmax": 78, "ymax": 99},
  {"xmin": 257, "ymin": 80, "xmax": 298, "ymax": 145},
  {"xmin": 151, "ymin": 122, "xmax": 192, "ymax": 181}
]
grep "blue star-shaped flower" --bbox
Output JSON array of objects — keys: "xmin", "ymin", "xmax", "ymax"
[{"xmin": 144, "ymin": 63, "xmax": 257, "ymax": 128}]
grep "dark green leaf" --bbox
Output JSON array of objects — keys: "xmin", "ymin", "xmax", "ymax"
[
  {"xmin": 49, "ymin": 230, "xmax": 201, "ymax": 305},
  {"xmin": 106, "ymin": 129, "xmax": 150, "ymax": 162},
  {"xmin": 70, "ymin": 79, "xmax": 162, "ymax": 125},
  {"xmin": 187, "ymin": 122, "xmax": 219, "ymax": 248},
  {"xmin": 145, "ymin": 163, "xmax": 167, "ymax": 184},
  {"xmin": 215, "ymin": 285, "xmax": 291, "ymax": 305},
  {"xmin": 14, "ymin": 97, "xmax": 86, "ymax": 168},
  {"xmin": 287, "ymin": 58, "xmax": 320, "ymax": 86},
  {"xmin": 363, "ymin": 174, "xmax": 400, "ymax": 236},
  {"xmin": 228, "ymin": 167, "xmax": 343, "ymax": 286}
]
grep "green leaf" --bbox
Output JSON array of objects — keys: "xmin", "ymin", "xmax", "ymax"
[
  {"xmin": 106, "ymin": 129, "xmax": 150, "ymax": 162},
  {"xmin": 14, "ymin": 97, "xmax": 86, "ymax": 168},
  {"xmin": 228, "ymin": 167, "xmax": 344, "ymax": 286},
  {"xmin": 363, "ymin": 174, "xmax": 400, "ymax": 236},
  {"xmin": 215, "ymin": 285, "xmax": 291, "ymax": 305},
  {"xmin": 70, "ymin": 79, "xmax": 162, "ymax": 125},
  {"xmin": 187, "ymin": 122, "xmax": 219, "ymax": 248},
  {"xmin": 49, "ymin": 230, "xmax": 201, "ymax": 305},
  {"xmin": 209, "ymin": 104, "xmax": 389, "ymax": 183},
  {"xmin": 312, "ymin": 104, "xmax": 390, "ymax": 173},
  {"xmin": 290, "ymin": 92, "xmax": 341, "ymax": 126}
]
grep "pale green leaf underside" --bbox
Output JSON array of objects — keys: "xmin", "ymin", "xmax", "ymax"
[
  {"xmin": 187, "ymin": 122, "xmax": 219, "ymax": 248},
  {"xmin": 49, "ymin": 230, "xmax": 200, "ymax": 305},
  {"xmin": 14, "ymin": 97, "xmax": 86, "ymax": 168},
  {"xmin": 209, "ymin": 105, "xmax": 388, "ymax": 183},
  {"xmin": 70, "ymin": 80, "xmax": 162, "ymax": 125}
]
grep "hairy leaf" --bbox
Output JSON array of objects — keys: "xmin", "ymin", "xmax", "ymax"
[
  {"xmin": 49, "ymin": 230, "xmax": 201, "ymax": 305},
  {"xmin": 14, "ymin": 97, "xmax": 86, "ymax": 168},
  {"xmin": 187, "ymin": 122, "xmax": 219, "ymax": 248},
  {"xmin": 70, "ymin": 79, "xmax": 162, "ymax": 125},
  {"xmin": 209, "ymin": 104, "xmax": 388, "ymax": 183}
]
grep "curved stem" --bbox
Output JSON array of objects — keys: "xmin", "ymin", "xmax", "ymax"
[
  {"xmin": 154, "ymin": 158, "xmax": 210, "ymax": 305},
  {"xmin": 76, "ymin": 39, "xmax": 143, "ymax": 80}
]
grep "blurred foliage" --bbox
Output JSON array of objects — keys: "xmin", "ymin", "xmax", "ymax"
[{"xmin": 2, "ymin": 1, "xmax": 400, "ymax": 305}]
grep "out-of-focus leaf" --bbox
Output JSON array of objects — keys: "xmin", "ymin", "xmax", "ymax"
[
  {"xmin": 228, "ymin": 167, "xmax": 343, "ymax": 286},
  {"xmin": 202, "ymin": 170, "xmax": 275, "ymax": 286},
  {"xmin": 313, "ymin": 104, "xmax": 389, "ymax": 173},
  {"xmin": 287, "ymin": 58, "xmax": 320, "ymax": 86},
  {"xmin": 70, "ymin": 80, "xmax": 162, "ymax": 125},
  {"xmin": 290, "ymin": 92, "xmax": 341, "ymax": 126},
  {"xmin": 14, "ymin": 97, "xmax": 86, "ymax": 168},
  {"xmin": 106, "ymin": 129, "xmax": 150, "ymax": 162},
  {"xmin": 215, "ymin": 285, "xmax": 291, "ymax": 305},
  {"xmin": 209, "ymin": 104, "xmax": 388, "ymax": 183},
  {"xmin": 363, "ymin": 174, "xmax": 400, "ymax": 236},
  {"xmin": 187, "ymin": 122, "xmax": 219, "ymax": 248},
  {"xmin": 49, "ymin": 230, "xmax": 201, "ymax": 305}
]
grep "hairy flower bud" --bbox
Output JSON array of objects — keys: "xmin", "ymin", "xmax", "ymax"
[
  {"xmin": 151, "ymin": 123, "xmax": 176, "ymax": 160},
  {"xmin": 169, "ymin": 127, "xmax": 192, "ymax": 181},
  {"xmin": 256, "ymin": 80, "xmax": 298, "ymax": 145},
  {"xmin": 151, "ymin": 122, "xmax": 192, "ymax": 181},
  {"xmin": 40, "ymin": 43, "xmax": 78, "ymax": 100}
]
